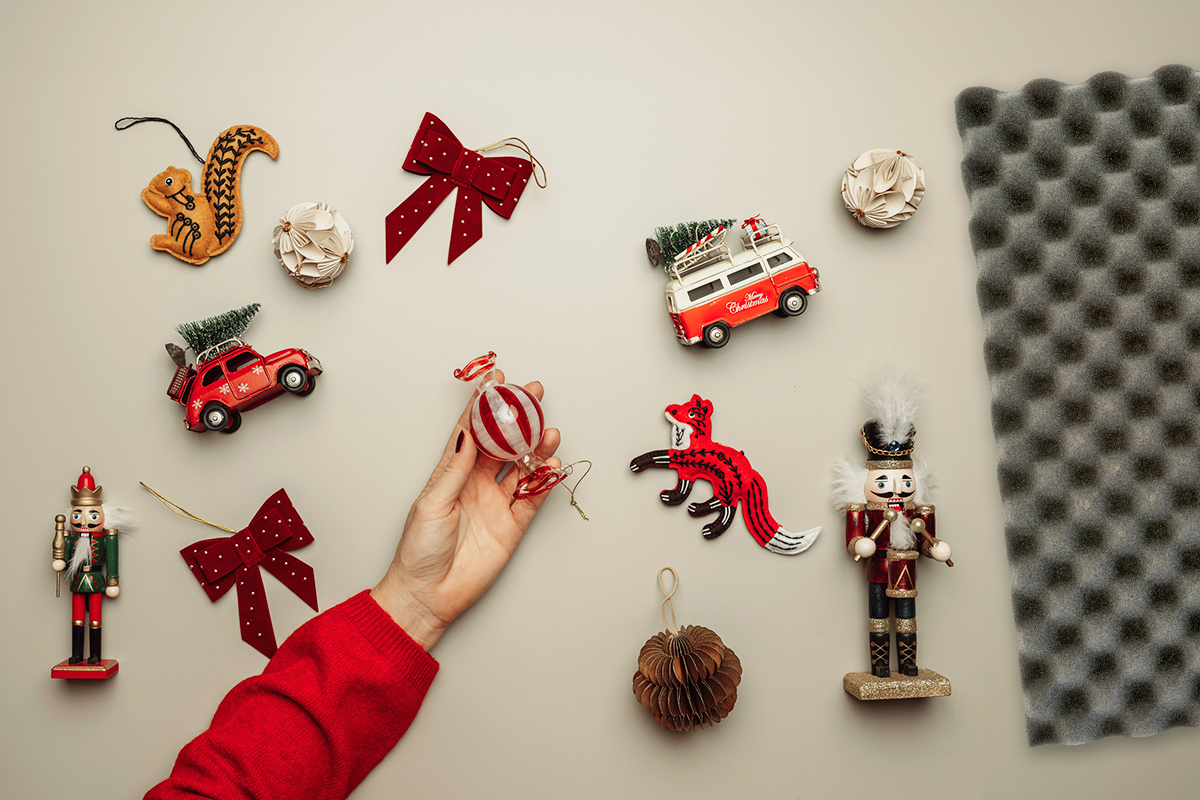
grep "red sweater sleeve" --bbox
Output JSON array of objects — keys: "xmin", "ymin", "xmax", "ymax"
[{"xmin": 145, "ymin": 590, "xmax": 439, "ymax": 800}]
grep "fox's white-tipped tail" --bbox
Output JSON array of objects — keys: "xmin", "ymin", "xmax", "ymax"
[{"xmin": 765, "ymin": 525, "xmax": 820, "ymax": 555}]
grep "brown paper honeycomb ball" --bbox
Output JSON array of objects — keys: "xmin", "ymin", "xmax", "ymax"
[{"xmin": 632, "ymin": 625, "xmax": 742, "ymax": 732}]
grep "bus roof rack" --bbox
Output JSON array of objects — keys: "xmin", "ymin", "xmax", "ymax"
[{"xmin": 670, "ymin": 226, "xmax": 731, "ymax": 279}]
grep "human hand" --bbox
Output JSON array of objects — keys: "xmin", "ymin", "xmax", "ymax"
[
  {"xmin": 371, "ymin": 371, "xmax": 561, "ymax": 652},
  {"xmin": 853, "ymin": 537, "xmax": 877, "ymax": 559}
]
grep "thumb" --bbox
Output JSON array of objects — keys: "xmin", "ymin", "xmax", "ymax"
[{"xmin": 425, "ymin": 427, "xmax": 477, "ymax": 511}]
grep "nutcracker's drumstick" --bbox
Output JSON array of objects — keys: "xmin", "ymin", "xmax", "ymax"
[
  {"xmin": 911, "ymin": 517, "xmax": 953, "ymax": 567},
  {"xmin": 853, "ymin": 509, "xmax": 898, "ymax": 563}
]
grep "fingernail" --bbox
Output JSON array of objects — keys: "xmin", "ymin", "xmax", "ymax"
[{"xmin": 455, "ymin": 430, "xmax": 465, "ymax": 453}]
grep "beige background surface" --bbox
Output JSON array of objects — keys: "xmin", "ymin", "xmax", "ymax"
[{"xmin": 2, "ymin": 0, "xmax": 1199, "ymax": 797}]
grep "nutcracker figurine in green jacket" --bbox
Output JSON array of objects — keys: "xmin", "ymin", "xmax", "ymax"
[{"xmin": 51, "ymin": 466, "xmax": 121, "ymax": 674}]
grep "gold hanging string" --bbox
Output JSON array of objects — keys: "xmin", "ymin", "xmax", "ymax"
[
  {"xmin": 475, "ymin": 137, "xmax": 547, "ymax": 188},
  {"xmin": 560, "ymin": 460, "xmax": 592, "ymax": 521},
  {"xmin": 658, "ymin": 566, "xmax": 679, "ymax": 636},
  {"xmin": 139, "ymin": 482, "xmax": 238, "ymax": 533}
]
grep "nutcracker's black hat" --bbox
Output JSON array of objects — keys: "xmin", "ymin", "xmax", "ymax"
[{"xmin": 861, "ymin": 420, "xmax": 915, "ymax": 469}]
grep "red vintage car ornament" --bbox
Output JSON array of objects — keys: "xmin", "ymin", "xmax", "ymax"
[
  {"xmin": 648, "ymin": 217, "xmax": 821, "ymax": 349},
  {"xmin": 166, "ymin": 337, "xmax": 322, "ymax": 433}
]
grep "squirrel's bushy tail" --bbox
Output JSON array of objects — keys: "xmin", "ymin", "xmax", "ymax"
[
  {"xmin": 741, "ymin": 474, "xmax": 821, "ymax": 555},
  {"xmin": 202, "ymin": 125, "xmax": 279, "ymax": 254}
]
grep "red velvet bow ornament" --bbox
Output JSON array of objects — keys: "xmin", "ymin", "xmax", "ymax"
[
  {"xmin": 180, "ymin": 490, "xmax": 318, "ymax": 658},
  {"xmin": 385, "ymin": 112, "xmax": 535, "ymax": 265}
]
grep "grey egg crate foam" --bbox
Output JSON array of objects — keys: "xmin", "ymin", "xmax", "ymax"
[{"xmin": 955, "ymin": 65, "xmax": 1200, "ymax": 746}]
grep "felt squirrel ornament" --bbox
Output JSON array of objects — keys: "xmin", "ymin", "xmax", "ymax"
[{"xmin": 118, "ymin": 118, "xmax": 279, "ymax": 266}]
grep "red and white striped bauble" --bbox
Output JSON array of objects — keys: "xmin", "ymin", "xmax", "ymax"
[
  {"xmin": 468, "ymin": 381, "xmax": 546, "ymax": 462},
  {"xmin": 455, "ymin": 351, "xmax": 565, "ymax": 499}
]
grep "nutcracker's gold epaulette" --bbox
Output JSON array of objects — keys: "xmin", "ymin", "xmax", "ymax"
[
  {"xmin": 917, "ymin": 504, "xmax": 935, "ymax": 514},
  {"xmin": 846, "ymin": 503, "xmax": 865, "ymax": 512}
]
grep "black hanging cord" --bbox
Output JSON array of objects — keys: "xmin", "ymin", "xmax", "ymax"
[{"xmin": 114, "ymin": 117, "xmax": 205, "ymax": 164}]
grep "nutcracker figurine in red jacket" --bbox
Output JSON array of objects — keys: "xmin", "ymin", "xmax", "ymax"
[
  {"xmin": 832, "ymin": 380, "xmax": 953, "ymax": 700},
  {"xmin": 50, "ymin": 466, "xmax": 126, "ymax": 679}
]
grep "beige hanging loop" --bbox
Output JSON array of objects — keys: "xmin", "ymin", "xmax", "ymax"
[
  {"xmin": 475, "ymin": 136, "xmax": 547, "ymax": 188},
  {"xmin": 140, "ymin": 482, "xmax": 238, "ymax": 533},
  {"xmin": 560, "ymin": 460, "xmax": 592, "ymax": 521},
  {"xmin": 658, "ymin": 566, "xmax": 679, "ymax": 636}
]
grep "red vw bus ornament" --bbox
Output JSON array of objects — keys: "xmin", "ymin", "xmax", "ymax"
[
  {"xmin": 455, "ymin": 352, "xmax": 565, "ymax": 499},
  {"xmin": 646, "ymin": 217, "xmax": 821, "ymax": 349}
]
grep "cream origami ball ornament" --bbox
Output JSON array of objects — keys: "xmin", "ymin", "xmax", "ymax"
[
  {"xmin": 272, "ymin": 202, "xmax": 354, "ymax": 288},
  {"xmin": 841, "ymin": 149, "xmax": 925, "ymax": 229}
]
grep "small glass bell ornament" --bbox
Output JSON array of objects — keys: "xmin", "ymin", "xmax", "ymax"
[{"xmin": 454, "ymin": 351, "xmax": 567, "ymax": 500}]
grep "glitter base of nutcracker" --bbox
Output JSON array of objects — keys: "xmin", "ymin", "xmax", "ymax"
[
  {"xmin": 843, "ymin": 668, "xmax": 950, "ymax": 700},
  {"xmin": 51, "ymin": 659, "xmax": 119, "ymax": 680}
]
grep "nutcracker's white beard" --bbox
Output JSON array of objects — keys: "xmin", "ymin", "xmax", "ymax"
[
  {"xmin": 890, "ymin": 515, "xmax": 916, "ymax": 550},
  {"xmin": 66, "ymin": 532, "xmax": 92, "ymax": 582}
]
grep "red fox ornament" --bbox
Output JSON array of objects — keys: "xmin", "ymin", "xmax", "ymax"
[{"xmin": 630, "ymin": 395, "xmax": 820, "ymax": 555}]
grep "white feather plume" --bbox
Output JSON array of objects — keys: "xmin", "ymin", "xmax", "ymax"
[
  {"xmin": 913, "ymin": 458, "xmax": 935, "ymax": 505},
  {"xmin": 862, "ymin": 376, "xmax": 923, "ymax": 447},
  {"xmin": 101, "ymin": 503, "xmax": 138, "ymax": 535},
  {"xmin": 831, "ymin": 458, "xmax": 869, "ymax": 510}
]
